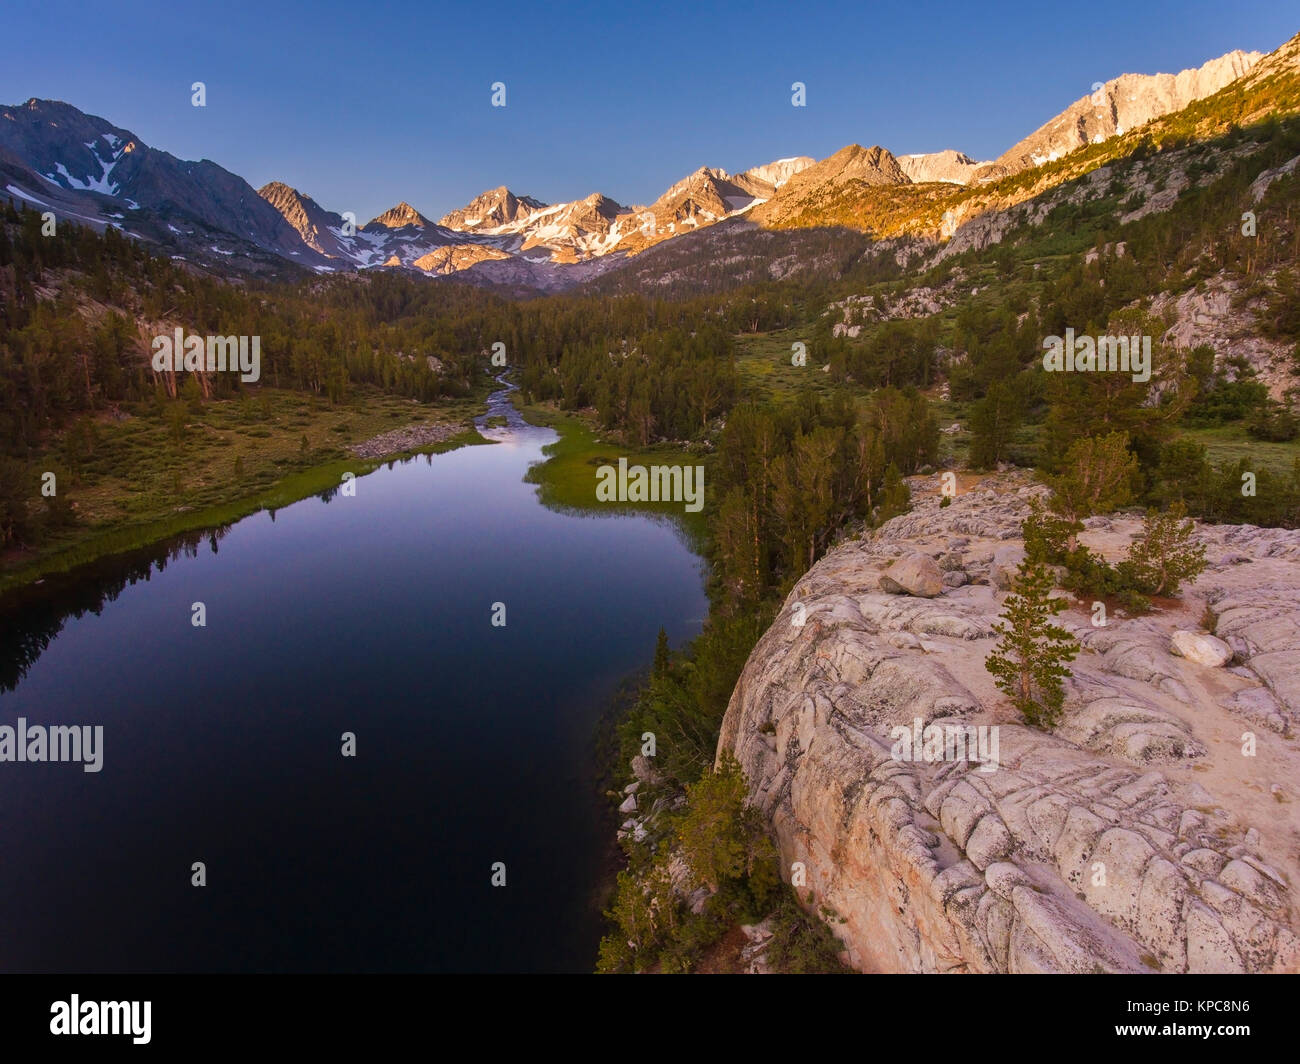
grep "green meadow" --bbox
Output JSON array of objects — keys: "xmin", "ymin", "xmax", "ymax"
[
  {"xmin": 1, "ymin": 384, "xmax": 492, "ymax": 594},
  {"xmin": 513, "ymin": 398, "xmax": 709, "ymax": 549}
]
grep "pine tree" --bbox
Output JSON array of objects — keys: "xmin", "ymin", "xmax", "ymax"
[
  {"xmin": 0, "ymin": 457, "xmax": 34, "ymax": 547},
  {"xmin": 1040, "ymin": 312, "xmax": 1175, "ymax": 464},
  {"xmin": 596, "ymin": 858, "xmax": 680, "ymax": 973},
  {"xmin": 875, "ymin": 463, "xmax": 910, "ymax": 525},
  {"xmin": 1046, "ymin": 430, "xmax": 1138, "ymax": 546},
  {"xmin": 675, "ymin": 752, "xmax": 755, "ymax": 894},
  {"xmin": 986, "ymin": 561, "xmax": 1079, "ymax": 728},
  {"xmin": 969, "ymin": 380, "xmax": 1021, "ymax": 470},
  {"xmin": 770, "ymin": 427, "xmax": 839, "ymax": 575},
  {"xmin": 1021, "ymin": 498, "xmax": 1076, "ymax": 565},
  {"xmin": 653, "ymin": 627, "xmax": 671, "ymax": 678},
  {"xmin": 1119, "ymin": 502, "xmax": 1208, "ymax": 597}
]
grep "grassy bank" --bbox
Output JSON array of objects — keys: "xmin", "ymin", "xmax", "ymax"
[
  {"xmin": 1, "ymin": 383, "xmax": 493, "ymax": 594},
  {"xmin": 512, "ymin": 397, "xmax": 710, "ymax": 549}
]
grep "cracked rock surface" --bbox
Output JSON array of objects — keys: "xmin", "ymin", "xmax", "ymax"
[{"xmin": 717, "ymin": 472, "xmax": 1300, "ymax": 972}]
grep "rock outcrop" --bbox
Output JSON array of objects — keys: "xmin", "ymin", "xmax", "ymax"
[
  {"xmin": 1149, "ymin": 269, "xmax": 1300, "ymax": 402},
  {"xmin": 897, "ymin": 150, "xmax": 989, "ymax": 185},
  {"xmin": 993, "ymin": 50, "xmax": 1263, "ymax": 176},
  {"xmin": 717, "ymin": 472, "xmax": 1300, "ymax": 972},
  {"xmin": 411, "ymin": 242, "xmax": 513, "ymax": 274}
]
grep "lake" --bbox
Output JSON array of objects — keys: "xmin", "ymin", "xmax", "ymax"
[{"xmin": 0, "ymin": 385, "xmax": 707, "ymax": 972}]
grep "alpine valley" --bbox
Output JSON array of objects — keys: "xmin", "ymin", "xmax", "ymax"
[{"xmin": 4, "ymin": 25, "xmax": 1300, "ymax": 979}]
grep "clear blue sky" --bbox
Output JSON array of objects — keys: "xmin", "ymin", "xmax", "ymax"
[{"xmin": 2, "ymin": 0, "xmax": 1293, "ymax": 222}]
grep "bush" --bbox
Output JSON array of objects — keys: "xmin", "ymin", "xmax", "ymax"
[
  {"xmin": 1118, "ymin": 589, "xmax": 1153, "ymax": 615},
  {"xmin": 656, "ymin": 899, "xmax": 732, "ymax": 974},
  {"xmin": 1026, "ymin": 498, "xmax": 1212, "ymax": 601},
  {"xmin": 41, "ymin": 490, "xmax": 78, "ymax": 533},
  {"xmin": 1059, "ymin": 544, "xmax": 1124, "ymax": 599},
  {"xmin": 1186, "ymin": 376, "xmax": 1270, "ymax": 426},
  {"xmin": 597, "ymin": 754, "xmax": 780, "ymax": 973},
  {"xmin": 1023, "ymin": 499, "xmax": 1119, "ymax": 597},
  {"xmin": 1247, "ymin": 403, "xmax": 1299, "ymax": 441},
  {"xmin": 596, "ymin": 858, "xmax": 681, "ymax": 973},
  {"xmin": 765, "ymin": 893, "xmax": 851, "ymax": 974}
]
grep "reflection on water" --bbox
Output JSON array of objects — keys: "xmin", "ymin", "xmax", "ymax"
[
  {"xmin": 0, "ymin": 383, "xmax": 707, "ymax": 972},
  {"xmin": 1, "ymin": 380, "xmax": 527, "ymax": 692}
]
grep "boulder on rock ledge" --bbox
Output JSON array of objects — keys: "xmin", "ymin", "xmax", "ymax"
[
  {"xmin": 879, "ymin": 552, "xmax": 943, "ymax": 597},
  {"xmin": 1171, "ymin": 630, "xmax": 1233, "ymax": 667}
]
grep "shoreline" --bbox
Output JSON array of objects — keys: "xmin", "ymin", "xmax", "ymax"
[
  {"xmin": 0, "ymin": 424, "xmax": 492, "ymax": 598},
  {"xmin": 1, "ymin": 381, "xmax": 708, "ymax": 597},
  {"xmin": 510, "ymin": 393, "xmax": 711, "ymax": 551}
]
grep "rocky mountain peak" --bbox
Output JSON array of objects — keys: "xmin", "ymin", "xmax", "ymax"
[
  {"xmin": 994, "ymin": 47, "xmax": 1265, "ymax": 175},
  {"xmin": 255, "ymin": 181, "xmax": 348, "ymax": 256},
  {"xmin": 439, "ymin": 186, "xmax": 547, "ymax": 231},
  {"xmin": 735, "ymin": 156, "xmax": 815, "ymax": 189},
  {"xmin": 579, "ymin": 191, "xmax": 623, "ymax": 213},
  {"xmin": 368, "ymin": 201, "xmax": 432, "ymax": 229},
  {"xmin": 771, "ymin": 143, "xmax": 908, "ymax": 197},
  {"xmin": 897, "ymin": 149, "xmax": 990, "ymax": 185},
  {"xmin": 257, "ymin": 182, "xmax": 310, "ymax": 227},
  {"xmin": 653, "ymin": 166, "xmax": 734, "ymax": 205},
  {"xmin": 257, "ymin": 180, "xmax": 301, "ymax": 207}
]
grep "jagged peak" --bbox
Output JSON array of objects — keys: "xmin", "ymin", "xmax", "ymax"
[
  {"xmin": 898, "ymin": 149, "xmax": 977, "ymax": 164},
  {"xmin": 438, "ymin": 186, "xmax": 549, "ymax": 229},
  {"xmin": 832, "ymin": 143, "xmax": 894, "ymax": 161},
  {"xmin": 578, "ymin": 191, "xmax": 626, "ymax": 215},
  {"xmin": 368, "ymin": 201, "xmax": 432, "ymax": 228},
  {"xmin": 258, "ymin": 181, "xmax": 333, "ymax": 220},
  {"xmin": 259, "ymin": 180, "xmax": 297, "ymax": 196}
]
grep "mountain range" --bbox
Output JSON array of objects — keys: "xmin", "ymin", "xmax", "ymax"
[{"xmin": 0, "ymin": 43, "xmax": 1281, "ymax": 290}]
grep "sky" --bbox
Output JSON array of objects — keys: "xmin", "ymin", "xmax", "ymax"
[{"xmin": 2, "ymin": 0, "xmax": 1294, "ymax": 223}]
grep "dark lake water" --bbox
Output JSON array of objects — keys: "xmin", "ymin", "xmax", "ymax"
[{"xmin": 0, "ymin": 386, "xmax": 707, "ymax": 972}]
